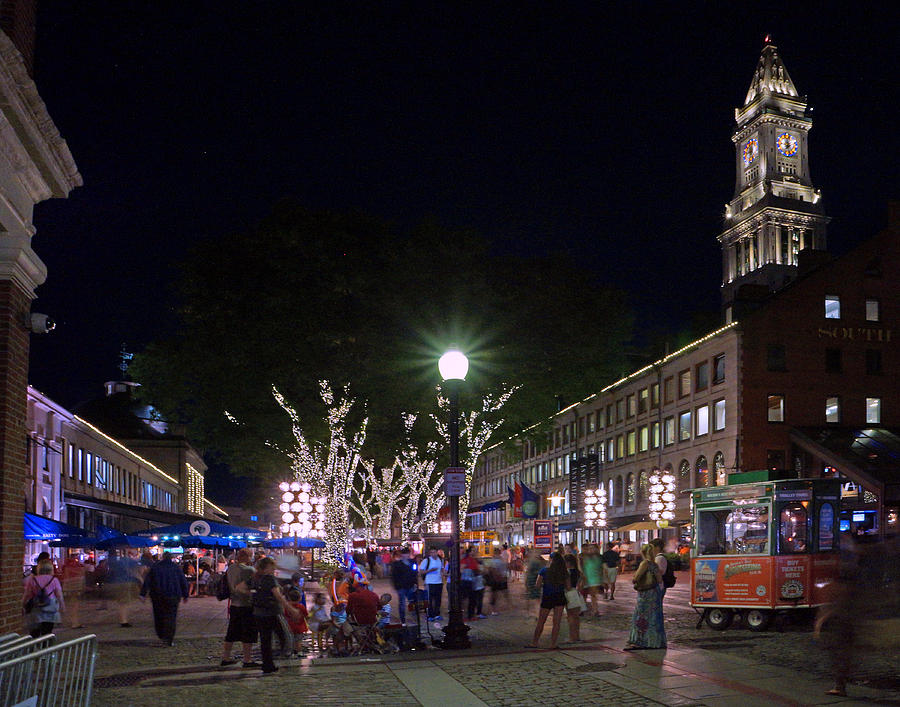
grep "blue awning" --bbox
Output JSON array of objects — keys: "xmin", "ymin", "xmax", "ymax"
[
  {"xmin": 135, "ymin": 520, "xmax": 266, "ymax": 541},
  {"xmin": 24, "ymin": 512, "xmax": 86, "ymax": 541},
  {"xmin": 263, "ymin": 537, "xmax": 326, "ymax": 549},
  {"xmin": 479, "ymin": 501, "xmax": 506, "ymax": 513}
]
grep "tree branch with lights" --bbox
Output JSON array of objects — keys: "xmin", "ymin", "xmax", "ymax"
[{"xmin": 432, "ymin": 385, "xmax": 518, "ymax": 524}]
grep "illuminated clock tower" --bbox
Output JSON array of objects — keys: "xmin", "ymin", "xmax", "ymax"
[{"xmin": 719, "ymin": 38, "xmax": 829, "ymax": 313}]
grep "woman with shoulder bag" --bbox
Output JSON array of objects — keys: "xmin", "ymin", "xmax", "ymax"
[
  {"xmin": 625, "ymin": 544, "xmax": 666, "ymax": 650},
  {"xmin": 564, "ymin": 554, "xmax": 585, "ymax": 642}
]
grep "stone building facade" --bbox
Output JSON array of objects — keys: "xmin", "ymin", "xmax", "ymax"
[{"xmin": 0, "ymin": 27, "xmax": 80, "ymax": 632}]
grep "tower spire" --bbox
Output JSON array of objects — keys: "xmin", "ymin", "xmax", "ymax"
[{"xmin": 743, "ymin": 41, "xmax": 799, "ymax": 108}]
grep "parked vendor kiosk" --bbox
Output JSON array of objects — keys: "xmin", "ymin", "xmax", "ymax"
[{"xmin": 690, "ymin": 472, "xmax": 841, "ymax": 631}]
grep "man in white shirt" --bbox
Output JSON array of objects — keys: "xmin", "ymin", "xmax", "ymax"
[{"xmin": 420, "ymin": 547, "xmax": 445, "ymax": 622}]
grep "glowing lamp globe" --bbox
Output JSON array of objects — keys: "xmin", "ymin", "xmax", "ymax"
[
  {"xmin": 278, "ymin": 482, "xmax": 290, "ymax": 492},
  {"xmin": 282, "ymin": 492, "xmax": 294, "ymax": 503},
  {"xmin": 438, "ymin": 349, "xmax": 469, "ymax": 381}
]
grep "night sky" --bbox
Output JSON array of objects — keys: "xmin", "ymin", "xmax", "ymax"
[{"xmin": 25, "ymin": 3, "xmax": 900, "ymax": 410}]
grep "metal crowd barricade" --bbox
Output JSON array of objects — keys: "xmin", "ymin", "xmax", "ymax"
[
  {"xmin": 0, "ymin": 634, "xmax": 97, "ymax": 707},
  {"xmin": 0, "ymin": 636, "xmax": 17, "ymax": 649},
  {"xmin": 0, "ymin": 635, "xmax": 55, "ymax": 664}
]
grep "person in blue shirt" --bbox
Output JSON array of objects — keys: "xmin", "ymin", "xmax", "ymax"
[{"xmin": 140, "ymin": 553, "xmax": 189, "ymax": 646}]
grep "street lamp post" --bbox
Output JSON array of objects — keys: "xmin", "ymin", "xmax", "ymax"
[{"xmin": 438, "ymin": 349, "xmax": 471, "ymax": 650}]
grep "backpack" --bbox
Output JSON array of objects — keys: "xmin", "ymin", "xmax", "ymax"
[
  {"xmin": 35, "ymin": 577, "xmax": 52, "ymax": 606},
  {"xmin": 659, "ymin": 555, "xmax": 676, "ymax": 589},
  {"xmin": 391, "ymin": 560, "xmax": 415, "ymax": 590},
  {"xmin": 215, "ymin": 573, "xmax": 230, "ymax": 601}
]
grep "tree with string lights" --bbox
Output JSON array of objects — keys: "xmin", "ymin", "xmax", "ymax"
[{"xmin": 271, "ymin": 381, "xmax": 367, "ymax": 562}]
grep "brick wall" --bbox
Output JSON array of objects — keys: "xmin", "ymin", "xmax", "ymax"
[{"xmin": 0, "ymin": 279, "xmax": 32, "ymax": 632}]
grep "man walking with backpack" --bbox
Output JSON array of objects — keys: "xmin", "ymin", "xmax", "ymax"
[{"xmin": 649, "ymin": 537, "xmax": 676, "ymax": 600}]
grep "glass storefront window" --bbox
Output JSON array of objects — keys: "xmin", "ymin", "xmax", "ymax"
[
  {"xmin": 697, "ymin": 505, "xmax": 769, "ymax": 555},
  {"xmin": 779, "ymin": 504, "xmax": 808, "ymax": 553}
]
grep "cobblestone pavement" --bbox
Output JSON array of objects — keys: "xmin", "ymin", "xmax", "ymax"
[{"xmin": 66, "ymin": 573, "xmax": 898, "ymax": 706}]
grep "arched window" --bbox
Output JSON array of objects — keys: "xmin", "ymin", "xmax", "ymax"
[
  {"xmin": 608, "ymin": 478, "xmax": 614, "ymax": 506},
  {"xmin": 637, "ymin": 470, "xmax": 648, "ymax": 503},
  {"xmin": 615, "ymin": 475, "xmax": 624, "ymax": 506},
  {"xmin": 714, "ymin": 451, "xmax": 726, "ymax": 486},
  {"xmin": 564, "ymin": 488, "xmax": 570, "ymax": 515},
  {"xmin": 625, "ymin": 472, "xmax": 635, "ymax": 504},
  {"xmin": 678, "ymin": 459, "xmax": 691, "ymax": 491},
  {"xmin": 696, "ymin": 455, "xmax": 709, "ymax": 487}
]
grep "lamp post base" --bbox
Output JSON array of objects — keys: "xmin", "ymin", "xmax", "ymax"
[{"xmin": 437, "ymin": 613, "xmax": 471, "ymax": 650}]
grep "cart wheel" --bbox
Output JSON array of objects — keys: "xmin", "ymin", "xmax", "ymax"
[
  {"xmin": 705, "ymin": 608, "xmax": 734, "ymax": 630},
  {"xmin": 744, "ymin": 609, "xmax": 771, "ymax": 632}
]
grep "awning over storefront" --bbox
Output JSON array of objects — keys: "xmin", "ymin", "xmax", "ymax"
[
  {"xmin": 791, "ymin": 427, "xmax": 900, "ymax": 503},
  {"xmin": 24, "ymin": 512, "xmax": 86, "ymax": 540},
  {"xmin": 611, "ymin": 521, "xmax": 659, "ymax": 532}
]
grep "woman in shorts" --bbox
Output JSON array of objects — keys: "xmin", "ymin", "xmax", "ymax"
[{"xmin": 526, "ymin": 552, "xmax": 569, "ymax": 649}]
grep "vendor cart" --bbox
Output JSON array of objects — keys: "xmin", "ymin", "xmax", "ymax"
[{"xmin": 690, "ymin": 472, "xmax": 841, "ymax": 631}]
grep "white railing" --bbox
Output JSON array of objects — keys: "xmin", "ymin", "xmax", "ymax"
[{"xmin": 0, "ymin": 634, "xmax": 97, "ymax": 707}]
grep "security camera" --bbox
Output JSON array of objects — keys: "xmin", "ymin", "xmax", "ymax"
[{"xmin": 26, "ymin": 313, "xmax": 56, "ymax": 334}]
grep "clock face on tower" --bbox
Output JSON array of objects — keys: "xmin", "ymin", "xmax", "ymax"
[
  {"xmin": 742, "ymin": 137, "xmax": 759, "ymax": 166},
  {"xmin": 777, "ymin": 132, "xmax": 799, "ymax": 157}
]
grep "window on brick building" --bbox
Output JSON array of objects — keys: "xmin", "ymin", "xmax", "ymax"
[
  {"xmin": 866, "ymin": 397, "xmax": 881, "ymax": 424},
  {"xmin": 826, "ymin": 397, "xmax": 840, "ymax": 423},
  {"xmin": 866, "ymin": 349, "xmax": 882, "ymax": 375},
  {"xmin": 866, "ymin": 299, "xmax": 880, "ymax": 322},
  {"xmin": 651, "ymin": 421, "xmax": 660, "ymax": 448},
  {"xmin": 639, "ymin": 426, "xmax": 649, "ymax": 452},
  {"xmin": 627, "ymin": 394, "xmax": 636, "ymax": 417},
  {"xmin": 651, "ymin": 383, "xmax": 660, "ymax": 407},
  {"xmin": 639, "ymin": 387, "xmax": 649, "ymax": 413},
  {"xmin": 767, "ymin": 344, "xmax": 786, "ymax": 371},
  {"xmin": 664, "ymin": 377, "xmax": 674, "ymax": 403},
  {"xmin": 714, "ymin": 399, "xmax": 726, "ymax": 431},
  {"xmin": 825, "ymin": 295, "xmax": 841, "ymax": 319},
  {"xmin": 768, "ymin": 395, "xmax": 784, "ymax": 422},
  {"xmin": 825, "ymin": 348, "xmax": 842, "ymax": 374},
  {"xmin": 713, "ymin": 354, "xmax": 726, "ymax": 384},
  {"xmin": 679, "ymin": 411, "xmax": 691, "ymax": 441},
  {"xmin": 627, "ymin": 430, "xmax": 636, "ymax": 455},
  {"xmin": 696, "ymin": 405, "xmax": 709, "ymax": 436},
  {"xmin": 664, "ymin": 417, "xmax": 675, "ymax": 445},
  {"xmin": 679, "ymin": 370, "xmax": 691, "ymax": 397},
  {"xmin": 617, "ymin": 399, "xmax": 626, "ymax": 422},
  {"xmin": 696, "ymin": 362, "xmax": 709, "ymax": 390}
]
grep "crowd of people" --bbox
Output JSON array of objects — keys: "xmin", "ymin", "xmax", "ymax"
[{"xmin": 22, "ymin": 536, "xmax": 675, "ymax": 671}]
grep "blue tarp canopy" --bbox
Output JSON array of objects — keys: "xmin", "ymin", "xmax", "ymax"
[
  {"xmin": 136, "ymin": 520, "xmax": 266, "ymax": 542},
  {"xmin": 263, "ymin": 537, "xmax": 325, "ymax": 549},
  {"xmin": 94, "ymin": 525, "xmax": 157, "ymax": 549},
  {"xmin": 24, "ymin": 512, "xmax": 87, "ymax": 541}
]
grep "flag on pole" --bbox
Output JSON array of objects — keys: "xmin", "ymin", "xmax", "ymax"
[{"xmin": 520, "ymin": 482, "xmax": 540, "ymax": 518}]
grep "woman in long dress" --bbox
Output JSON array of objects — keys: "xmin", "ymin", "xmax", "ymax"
[{"xmin": 625, "ymin": 543, "xmax": 666, "ymax": 650}]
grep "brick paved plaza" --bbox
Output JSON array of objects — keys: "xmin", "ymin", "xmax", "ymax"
[{"xmin": 55, "ymin": 571, "xmax": 897, "ymax": 706}]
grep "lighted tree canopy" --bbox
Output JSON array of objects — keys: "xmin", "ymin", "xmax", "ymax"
[{"xmin": 131, "ymin": 203, "xmax": 633, "ymax": 478}]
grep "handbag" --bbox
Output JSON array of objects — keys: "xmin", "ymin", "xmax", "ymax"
[
  {"xmin": 634, "ymin": 564, "xmax": 658, "ymax": 592},
  {"xmin": 565, "ymin": 587, "xmax": 587, "ymax": 611}
]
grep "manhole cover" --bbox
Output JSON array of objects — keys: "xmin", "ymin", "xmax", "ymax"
[{"xmin": 575, "ymin": 662, "xmax": 623, "ymax": 672}]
